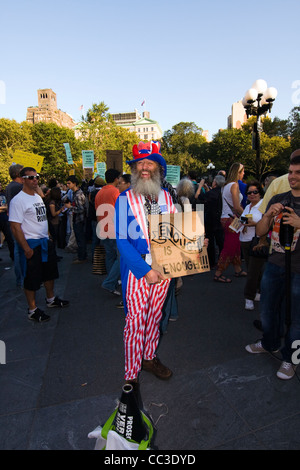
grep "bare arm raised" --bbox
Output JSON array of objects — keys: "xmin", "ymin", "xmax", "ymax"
[{"xmin": 256, "ymin": 202, "xmax": 284, "ymax": 237}]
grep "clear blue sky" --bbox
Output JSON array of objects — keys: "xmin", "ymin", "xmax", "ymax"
[{"xmin": 1, "ymin": 0, "xmax": 300, "ymax": 140}]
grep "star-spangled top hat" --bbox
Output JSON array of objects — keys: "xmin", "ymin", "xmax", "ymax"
[{"xmin": 127, "ymin": 141, "xmax": 167, "ymax": 177}]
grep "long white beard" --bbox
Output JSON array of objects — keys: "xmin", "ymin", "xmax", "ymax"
[{"xmin": 131, "ymin": 169, "xmax": 161, "ymax": 197}]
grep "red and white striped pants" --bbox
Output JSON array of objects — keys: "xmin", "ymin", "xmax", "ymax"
[{"xmin": 124, "ymin": 271, "xmax": 170, "ymax": 380}]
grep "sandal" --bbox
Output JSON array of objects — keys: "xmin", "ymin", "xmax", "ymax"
[
  {"xmin": 214, "ymin": 274, "xmax": 232, "ymax": 283},
  {"xmin": 234, "ymin": 270, "xmax": 247, "ymax": 277}
]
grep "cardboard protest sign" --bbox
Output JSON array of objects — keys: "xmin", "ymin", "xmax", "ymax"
[
  {"xmin": 13, "ymin": 150, "xmax": 44, "ymax": 173},
  {"xmin": 83, "ymin": 168, "xmax": 94, "ymax": 179},
  {"xmin": 149, "ymin": 209, "xmax": 210, "ymax": 278}
]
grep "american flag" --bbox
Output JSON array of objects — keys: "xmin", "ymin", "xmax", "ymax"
[{"xmin": 141, "ymin": 100, "xmax": 145, "ymax": 106}]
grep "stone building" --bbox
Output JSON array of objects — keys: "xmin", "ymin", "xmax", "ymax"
[
  {"xmin": 26, "ymin": 89, "xmax": 76, "ymax": 129},
  {"xmin": 111, "ymin": 109, "xmax": 163, "ymax": 140},
  {"xmin": 227, "ymin": 100, "xmax": 247, "ymax": 129}
]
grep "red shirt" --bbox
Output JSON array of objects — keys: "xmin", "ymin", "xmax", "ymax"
[{"xmin": 95, "ymin": 184, "xmax": 120, "ymax": 238}]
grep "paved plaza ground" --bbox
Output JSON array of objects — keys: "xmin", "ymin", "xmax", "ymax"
[{"xmin": 0, "ymin": 243, "xmax": 300, "ymax": 451}]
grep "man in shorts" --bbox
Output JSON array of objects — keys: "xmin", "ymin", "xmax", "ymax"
[{"xmin": 9, "ymin": 167, "xmax": 69, "ymax": 322}]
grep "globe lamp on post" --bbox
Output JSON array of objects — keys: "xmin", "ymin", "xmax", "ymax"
[{"xmin": 242, "ymin": 79, "xmax": 277, "ymax": 178}]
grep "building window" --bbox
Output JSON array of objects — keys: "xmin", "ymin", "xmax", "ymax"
[{"xmin": 144, "ymin": 134, "xmax": 148, "ymax": 140}]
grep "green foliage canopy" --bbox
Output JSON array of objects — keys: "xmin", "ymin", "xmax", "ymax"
[
  {"xmin": 78, "ymin": 101, "xmax": 139, "ymax": 170},
  {"xmin": 1, "ymin": 104, "xmax": 299, "ymax": 188}
]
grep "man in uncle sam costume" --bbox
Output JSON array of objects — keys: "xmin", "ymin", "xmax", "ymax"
[{"xmin": 115, "ymin": 141, "xmax": 177, "ymax": 389}]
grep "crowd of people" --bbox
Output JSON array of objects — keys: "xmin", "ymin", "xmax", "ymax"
[{"xmin": 1, "ymin": 143, "xmax": 300, "ymax": 387}]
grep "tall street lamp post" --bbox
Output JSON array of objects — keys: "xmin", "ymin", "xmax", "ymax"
[
  {"xmin": 242, "ymin": 79, "xmax": 277, "ymax": 179},
  {"xmin": 206, "ymin": 162, "xmax": 215, "ymax": 184}
]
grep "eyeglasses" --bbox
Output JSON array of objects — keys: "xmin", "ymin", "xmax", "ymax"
[
  {"xmin": 22, "ymin": 174, "xmax": 40, "ymax": 180},
  {"xmin": 247, "ymin": 190, "xmax": 259, "ymax": 195}
]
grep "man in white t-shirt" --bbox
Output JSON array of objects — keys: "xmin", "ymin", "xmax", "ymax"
[{"xmin": 9, "ymin": 167, "xmax": 69, "ymax": 322}]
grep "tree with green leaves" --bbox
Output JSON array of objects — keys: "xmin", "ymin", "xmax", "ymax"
[
  {"xmin": 1, "ymin": 104, "xmax": 299, "ymax": 188},
  {"xmin": 162, "ymin": 122, "xmax": 205, "ymax": 154},
  {"xmin": 259, "ymin": 133, "xmax": 291, "ymax": 177},
  {"xmin": 261, "ymin": 115, "xmax": 289, "ymax": 139},
  {"xmin": 162, "ymin": 121, "xmax": 292, "ymax": 181},
  {"xmin": 161, "ymin": 122, "xmax": 208, "ymax": 176},
  {"xmin": 207, "ymin": 128, "xmax": 254, "ymax": 175},
  {"xmin": 78, "ymin": 101, "xmax": 139, "ymax": 170},
  {"xmin": 0, "ymin": 118, "xmax": 34, "ymax": 154},
  {"xmin": 29, "ymin": 122, "xmax": 84, "ymax": 183},
  {"xmin": 240, "ymin": 117, "xmax": 291, "ymax": 178},
  {"xmin": 0, "ymin": 119, "xmax": 35, "ymax": 185},
  {"xmin": 288, "ymin": 106, "xmax": 300, "ymax": 151}
]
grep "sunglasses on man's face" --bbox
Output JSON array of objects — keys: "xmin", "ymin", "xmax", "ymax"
[
  {"xmin": 247, "ymin": 190, "xmax": 259, "ymax": 195},
  {"xmin": 22, "ymin": 174, "xmax": 40, "ymax": 180}
]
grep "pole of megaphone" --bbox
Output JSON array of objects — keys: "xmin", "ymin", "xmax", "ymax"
[{"xmin": 114, "ymin": 384, "xmax": 148, "ymax": 443}]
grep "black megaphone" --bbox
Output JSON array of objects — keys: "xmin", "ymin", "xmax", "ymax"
[{"xmin": 113, "ymin": 384, "xmax": 148, "ymax": 443}]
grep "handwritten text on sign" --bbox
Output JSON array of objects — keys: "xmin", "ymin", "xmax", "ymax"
[{"xmin": 149, "ymin": 209, "xmax": 210, "ymax": 278}]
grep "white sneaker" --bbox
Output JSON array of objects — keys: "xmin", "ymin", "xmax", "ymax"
[
  {"xmin": 245, "ymin": 340, "xmax": 279, "ymax": 354},
  {"xmin": 254, "ymin": 293, "xmax": 261, "ymax": 301},
  {"xmin": 102, "ymin": 286, "xmax": 121, "ymax": 296},
  {"xmin": 276, "ymin": 361, "xmax": 296, "ymax": 380},
  {"xmin": 245, "ymin": 340, "xmax": 266, "ymax": 353},
  {"xmin": 245, "ymin": 299, "xmax": 254, "ymax": 310}
]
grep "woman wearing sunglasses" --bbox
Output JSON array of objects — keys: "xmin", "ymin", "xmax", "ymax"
[{"xmin": 239, "ymin": 181, "xmax": 265, "ymax": 310}]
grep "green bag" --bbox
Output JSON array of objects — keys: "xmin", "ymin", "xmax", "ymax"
[
  {"xmin": 100, "ymin": 407, "xmax": 154, "ymax": 450},
  {"xmin": 89, "ymin": 383, "xmax": 155, "ymax": 450}
]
